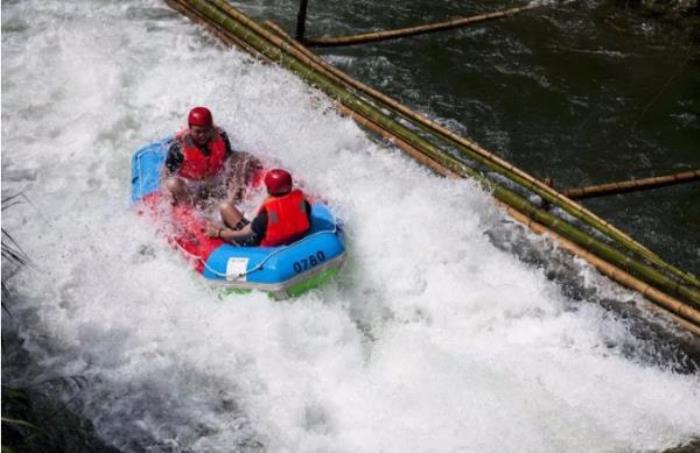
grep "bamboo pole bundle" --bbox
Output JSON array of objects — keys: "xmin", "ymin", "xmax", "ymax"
[
  {"xmin": 334, "ymin": 103, "xmax": 462, "ymax": 179},
  {"xmin": 165, "ymin": 0, "xmax": 258, "ymax": 55},
  {"xmin": 494, "ymin": 185, "xmax": 700, "ymax": 309},
  {"xmin": 340, "ymin": 91, "xmax": 700, "ymax": 332},
  {"xmin": 302, "ymin": 4, "xmax": 541, "ymax": 47},
  {"xmin": 505, "ymin": 207, "xmax": 700, "ymax": 335},
  {"xmin": 563, "ymin": 170, "xmax": 700, "ymax": 200},
  {"xmin": 173, "ymin": 0, "xmax": 700, "ymax": 327},
  {"xmin": 262, "ymin": 20, "xmax": 700, "ymax": 291}
]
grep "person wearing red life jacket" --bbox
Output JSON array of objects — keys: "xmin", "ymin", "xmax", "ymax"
[
  {"xmin": 163, "ymin": 106, "xmax": 261, "ymax": 228},
  {"xmin": 208, "ymin": 169, "xmax": 312, "ymax": 247}
]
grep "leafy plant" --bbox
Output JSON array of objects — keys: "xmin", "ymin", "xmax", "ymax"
[{"xmin": 1, "ymin": 192, "xmax": 30, "ymax": 313}]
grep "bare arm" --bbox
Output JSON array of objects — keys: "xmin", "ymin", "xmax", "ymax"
[{"xmin": 208, "ymin": 223, "xmax": 253, "ymax": 241}]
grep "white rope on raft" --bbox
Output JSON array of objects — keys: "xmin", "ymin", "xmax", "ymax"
[
  {"xmin": 183, "ymin": 228, "xmax": 340, "ymax": 280},
  {"xmin": 233, "ymin": 228, "xmax": 340, "ymax": 279}
]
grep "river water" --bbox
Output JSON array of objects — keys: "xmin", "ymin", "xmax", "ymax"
[{"xmin": 2, "ymin": 1, "xmax": 699, "ymax": 452}]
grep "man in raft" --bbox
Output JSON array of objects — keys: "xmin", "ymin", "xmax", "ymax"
[
  {"xmin": 162, "ymin": 106, "xmax": 261, "ymax": 228},
  {"xmin": 208, "ymin": 169, "xmax": 312, "ymax": 247}
]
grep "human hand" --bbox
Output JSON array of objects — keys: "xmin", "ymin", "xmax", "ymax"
[{"xmin": 207, "ymin": 225, "xmax": 224, "ymax": 238}]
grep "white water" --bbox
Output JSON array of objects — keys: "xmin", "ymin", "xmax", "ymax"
[{"xmin": 2, "ymin": 1, "xmax": 699, "ymax": 452}]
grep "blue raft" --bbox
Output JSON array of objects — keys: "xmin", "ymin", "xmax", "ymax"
[{"xmin": 131, "ymin": 140, "xmax": 346, "ymax": 298}]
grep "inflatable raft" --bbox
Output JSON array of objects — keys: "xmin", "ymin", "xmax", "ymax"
[{"xmin": 131, "ymin": 139, "xmax": 346, "ymax": 299}]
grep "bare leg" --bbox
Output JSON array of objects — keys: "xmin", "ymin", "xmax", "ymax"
[
  {"xmin": 226, "ymin": 152, "xmax": 264, "ymax": 203},
  {"xmin": 164, "ymin": 176, "xmax": 193, "ymax": 205},
  {"xmin": 219, "ymin": 199, "xmax": 246, "ymax": 230}
]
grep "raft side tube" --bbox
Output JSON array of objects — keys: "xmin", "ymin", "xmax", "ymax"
[
  {"xmin": 131, "ymin": 141, "xmax": 170, "ymax": 203},
  {"xmin": 202, "ymin": 203, "xmax": 345, "ymax": 286}
]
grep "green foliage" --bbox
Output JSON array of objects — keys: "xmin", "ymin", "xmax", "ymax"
[{"xmin": 1, "ymin": 193, "xmax": 30, "ymax": 310}]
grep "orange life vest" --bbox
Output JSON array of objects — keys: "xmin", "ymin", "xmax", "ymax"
[
  {"xmin": 176, "ymin": 128, "xmax": 227, "ymax": 181},
  {"xmin": 259, "ymin": 189, "xmax": 311, "ymax": 247}
]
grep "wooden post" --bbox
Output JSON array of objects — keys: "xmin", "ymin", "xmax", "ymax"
[
  {"xmin": 563, "ymin": 170, "xmax": 700, "ymax": 200},
  {"xmin": 295, "ymin": 0, "xmax": 309, "ymax": 43}
]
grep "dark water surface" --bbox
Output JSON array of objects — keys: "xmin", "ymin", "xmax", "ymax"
[{"xmin": 236, "ymin": 0, "xmax": 700, "ymax": 275}]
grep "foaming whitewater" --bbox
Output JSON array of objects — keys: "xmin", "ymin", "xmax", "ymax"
[{"xmin": 2, "ymin": 1, "xmax": 699, "ymax": 452}]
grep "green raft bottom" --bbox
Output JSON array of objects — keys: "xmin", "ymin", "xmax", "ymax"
[{"xmin": 219, "ymin": 266, "xmax": 342, "ymax": 300}]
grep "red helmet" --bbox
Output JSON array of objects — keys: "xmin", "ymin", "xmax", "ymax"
[
  {"xmin": 264, "ymin": 169, "xmax": 293, "ymax": 195},
  {"xmin": 188, "ymin": 106, "xmax": 213, "ymax": 128}
]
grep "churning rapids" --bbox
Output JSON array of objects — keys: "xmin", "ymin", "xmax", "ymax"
[{"xmin": 2, "ymin": 1, "xmax": 699, "ymax": 452}]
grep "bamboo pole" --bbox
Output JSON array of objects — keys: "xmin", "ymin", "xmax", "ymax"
[
  {"xmin": 563, "ymin": 170, "xmax": 700, "ymax": 200},
  {"xmin": 262, "ymin": 20, "xmax": 700, "ymax": 290},
  {"xmin": 173, "ymin": 0, "xmax": 700, "ymax": 328},
  {"xmin": 303, "ymin": 4, "xmax": 541, "ymax": 47}
]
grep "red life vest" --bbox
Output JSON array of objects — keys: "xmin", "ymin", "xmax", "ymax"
[
  {"xmin": 259, "ymin": 189, "xmax": 311, "ymax": 247},
  {"xmin": 176, "ymin": 128, "xmax": 228, "ymax": 181}
]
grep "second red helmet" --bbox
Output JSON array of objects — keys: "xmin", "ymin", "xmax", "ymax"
[
  {"xmin": 188, "ymin": 106, "xmax": 213, "ymax": 128},
  {"xmin": 264, "ymin": 169, "xmax": 293, "ymax": 195}
]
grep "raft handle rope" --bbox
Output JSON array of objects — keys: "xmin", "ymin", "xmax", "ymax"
[
  {"xmin": 196, "ymin": 227, "xmax": 340, "ymax": 280},
  {"xmin": 232, "ymin": 227, "xmax": 340, "ymax": 279}
]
